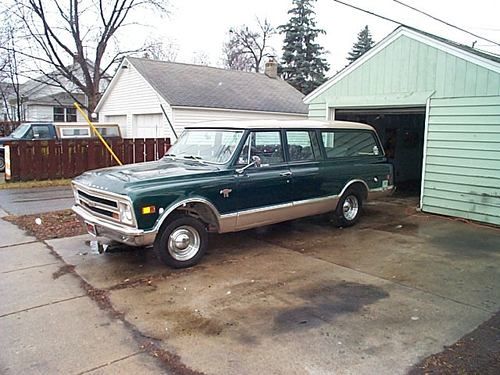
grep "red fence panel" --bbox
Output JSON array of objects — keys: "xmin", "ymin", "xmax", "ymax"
[{"xmin": 6, "ymin": 137, "xmax": 171, "ymax": 182}]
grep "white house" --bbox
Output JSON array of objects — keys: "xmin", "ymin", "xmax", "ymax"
[
  {"xmin": 96, "ymin": 57, "xmax": 308, "ymax": 139},
  {"xmin": 6, "ymin": 62, "xmax": 110, "ymax": 123}
]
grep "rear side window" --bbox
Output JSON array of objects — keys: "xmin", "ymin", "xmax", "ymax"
[
  {"xmin": 321, "ymin": 130, "xmax": 380, "ymax": 158},
  {"xmin": 286, "ymin": 131, "xmax": 315, "ymax": 161},
  {"xmin": 96, "ymin": 127, "xmax": 120, "ymax": 137}
]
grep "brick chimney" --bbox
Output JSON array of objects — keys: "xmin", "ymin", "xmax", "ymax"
[{"xmin": 264, "ymin": 57, "xmax": 278, "ymax": 79}]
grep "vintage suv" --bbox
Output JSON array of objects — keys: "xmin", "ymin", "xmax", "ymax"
[{"xmin": 72, "ymin": 120, "xmax": 393, "ymax": 268}]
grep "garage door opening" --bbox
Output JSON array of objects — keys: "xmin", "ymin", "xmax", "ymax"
[{"xmin": 335, "ymin": 108, "xmax": 425, "ymax": 196}]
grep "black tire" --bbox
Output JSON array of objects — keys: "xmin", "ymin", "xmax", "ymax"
[
  {"xmin": 0, "ymin": 154, "xmax": 5, "ymax": 172},
  {"xmin": 154, "ymin": 215, "xmax": 208, "ymax": 268},
  {"xmin": 335, "ymin": 189, "xmax": 363, "ymax": 227}
]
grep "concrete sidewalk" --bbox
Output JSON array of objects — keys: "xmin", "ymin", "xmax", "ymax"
[{"xmin": 0, "ymin": 213, "xmax": 165, "ymax": 374}]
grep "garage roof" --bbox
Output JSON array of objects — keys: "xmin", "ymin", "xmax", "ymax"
[
  {"xmin": 121, "ymin": 57, "xmax": 308, "ymax": 114},
  {"xmin": 305, "ymin": 26, "xmax": 500, "ymax": 104}
]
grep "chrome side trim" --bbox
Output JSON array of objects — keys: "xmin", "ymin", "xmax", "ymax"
[
  {"xmin": 226, "ymin": 194, "xmax": 340, "ymax": 232},
  {"xmin": 340, "ymin": 179, "xmax": 370, "ymax": 198},
  {"xmin": 218, "ymin": 213, "xmax": 238, "ymax": 233},
  {"xmin": 235, "ymin": 202, "xmax": 293, "ymax": 231},
  {"xmin": 367, "ymin": 185, "xmax": 394, "ymax": 200},
  {"xmin": 218, "ymin": 183, "xmax": 393, "ymax": 233},
  {"xmin": 152, "ymin": 197, "xmax": 224, "ymax": 232}
]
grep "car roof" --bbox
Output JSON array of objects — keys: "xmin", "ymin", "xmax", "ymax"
[{"xmin": 185, "ymin": 120, "xmax": 375, "ymax": 131}]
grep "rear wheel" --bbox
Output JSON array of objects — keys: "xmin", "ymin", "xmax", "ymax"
[
  {"xmin": 335, "ymin": 190, "xmax": 362, "ymax": 227},
  {"xmin": 154, "ymin": 216, "xmax": 208, "ymax": 268},
  {"xmin": 0, "ymin": 154, "xmax": 5, "ymax": 172}
]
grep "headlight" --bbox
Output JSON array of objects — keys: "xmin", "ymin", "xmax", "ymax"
[{"xmin": 118, "ymin": 202, "xmax": 134, "ymax": 225}]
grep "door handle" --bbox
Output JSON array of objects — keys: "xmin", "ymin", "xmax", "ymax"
[{"xmin": 280, "ymin": 171, "xmax": 292, "ymax": 177}]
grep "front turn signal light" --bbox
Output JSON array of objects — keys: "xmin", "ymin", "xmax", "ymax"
[{"xmin": 141, "ymin": 206, "xmax": 156, "ymax": 215}]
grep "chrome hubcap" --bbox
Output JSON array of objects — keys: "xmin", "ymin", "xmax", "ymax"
[
  {"xmin": 168, "ymin": 226, "xmax": 200, "ymax": 261},
  {"xmin": 342, "ymin": 195, "xmax": 359, "ymax": 221}
]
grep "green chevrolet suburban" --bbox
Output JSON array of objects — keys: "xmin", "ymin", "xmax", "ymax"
[{"xmin": 72, "ymin": 120, "xmax": 393, "ymax": 268}]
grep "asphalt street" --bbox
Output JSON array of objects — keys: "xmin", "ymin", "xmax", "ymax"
[{"xmin": 0, "ymin": 185, "xmax": 74, "ymax": 215}]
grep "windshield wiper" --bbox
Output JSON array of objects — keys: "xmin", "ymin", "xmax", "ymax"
[{"xmin": 182, "ymin": 155, "xmax": 206, "ymax": 164}]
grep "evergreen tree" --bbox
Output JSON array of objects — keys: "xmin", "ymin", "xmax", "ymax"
[
  {"xmin": 347, "ymin": 25, "xmax": 375, "ymax": 63},
  {"xmin": 279, "ymin": 0, "xmax": 330, "ymax": 95}
]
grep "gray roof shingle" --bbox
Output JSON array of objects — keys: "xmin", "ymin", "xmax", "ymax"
[{"xmin": 127, "ymin": 57, "xmax": 308, "ymax": 114}]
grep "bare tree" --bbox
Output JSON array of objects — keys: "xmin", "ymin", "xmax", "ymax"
[
  {"xmin": 0, "ymin": 21, "xmax": 23, "ymax": 121},
  {"xmin": 4, "ymin": 0, "xmax": 168, "ymax": 114},
  {"xmin": 223, "ymin": 18, "xmax": 275, "ymax": 73},
  {"xmin": 192, "ymin": 50, "xmax": 211, "ymax": 66},
  {"xmin": 142, "ymin": 37, "xmax": 179, "ymax": 62}
]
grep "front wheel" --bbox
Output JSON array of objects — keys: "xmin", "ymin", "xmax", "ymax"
[
  {"xmin": 0, "ymin": 154, "xmax": 5, "ymax": 172},
  {"xmin": 154, "ymin": 216, "xmax": 208, "ymax": 268},
  {"xmin": 335, "ymin": 190, "xmax": 362, "ymax": 227}
]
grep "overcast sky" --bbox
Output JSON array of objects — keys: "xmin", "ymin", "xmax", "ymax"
[{"xmin": 137, "ymin": 0, "xmax": 500, "ymax": 74}]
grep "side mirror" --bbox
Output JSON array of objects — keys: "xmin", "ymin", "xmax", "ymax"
[
  {"xmin": 33, "ymin": 133, "xmax": 40, "ymax": 139},
  {"xmin": 236, "ymin": 155, "xmax": 262, "ymax": 174},
  {"xmin": 252, "ymin": 155, "xmax": 262, "ymax": 167}
]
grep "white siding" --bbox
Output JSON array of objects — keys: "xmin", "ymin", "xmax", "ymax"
[
  {"xmin": 26, "ymin": 105, "xmax": 53, "ymax": 121},
  {"xmin": 172, "ymin": 107, "xmax": 306, "ymax": 136},
  {"xmin": 24, "ymin": 104, "xmax": 85, "ymax": 122},
  {"xmin": 98, "ymin": 63, "xmax": 173, "ymax": 138},
  {"xmin": 422, "ymin": 95, "xmax": 500, "ymax": 225}
]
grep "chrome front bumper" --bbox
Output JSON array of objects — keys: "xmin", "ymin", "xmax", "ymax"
[{"xmin": 72, "ymin": 205, "xmax": 156, "ymax": 247}]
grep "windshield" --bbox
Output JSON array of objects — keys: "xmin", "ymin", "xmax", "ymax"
[
  {"xmin": 9, "ymin": 123, "xmax": 31, "ymax": 139},
  {"xmin": 165, "ymin": 129, "xmax": 243, "ymax": 164}
]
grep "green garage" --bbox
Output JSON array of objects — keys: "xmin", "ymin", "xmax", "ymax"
[{"xmin": 305, "ymin": 26, "xmax": 500, "ymax": 226}]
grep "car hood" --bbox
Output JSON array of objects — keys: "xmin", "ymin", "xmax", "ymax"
[
  {"xmin": 73, "ymin": 158, "xmax": 221, "ymax": 194},
  {"xmin": 0, "ymin": 136, "xmax": 13, "ymax": 145}
]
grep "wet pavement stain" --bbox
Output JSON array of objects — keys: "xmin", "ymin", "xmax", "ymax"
[
  {"xmin": 162, "ymin": 309, "xmax": 227, "ymax": 337},
  {"xmin": 429, "ymin": 229, "xmax": 500, "ymax": 258},
  {"xmin": 273, "ymin": 281, "xmax": 389, "ymax": 332}
]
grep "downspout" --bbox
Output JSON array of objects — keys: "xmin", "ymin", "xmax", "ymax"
[
  {"xmin": 419, "ymin": 94, "xmax": 433, "ymax": 210},
  {"xmin": 160, "ymin": 103, "xmax": 178, "ymax": 140}
]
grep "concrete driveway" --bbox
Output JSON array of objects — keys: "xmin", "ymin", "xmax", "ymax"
[{"xmin": 46, "ymin": 198, "xmax": 500, "ymax": 374}]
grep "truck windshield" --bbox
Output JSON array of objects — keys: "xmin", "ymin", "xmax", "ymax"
[
  {"xmin": 166, "ymin": 129, "xmax": 243, "ymax": 164},
  {"xmin": 9, "ymin": 123, "xmax": 32, "ymax": 139}
]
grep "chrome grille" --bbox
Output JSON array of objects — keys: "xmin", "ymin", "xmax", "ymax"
[{"xmin": 76, "ymin": 186, "xmax": 120, "ymax": 222}]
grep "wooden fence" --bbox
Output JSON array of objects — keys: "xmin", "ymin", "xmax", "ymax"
[{"xmin": 5, "ymin": 138, "xmax": 171, "ymax": 182}]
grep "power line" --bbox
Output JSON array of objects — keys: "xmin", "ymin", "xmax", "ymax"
[
  {"xmin": 392, "ymin": 0, "xmax": 500, "ymax": 47},
  {"xmin": 331, "ymin": 0, "xmax": 500, "ymax": 49},
  {"xmin": 332, "ymin": 0, "xmax": 405, "ymax": 26}
]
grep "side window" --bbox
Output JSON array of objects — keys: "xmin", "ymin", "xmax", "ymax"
[
  {"xmin": 61, "ymin": 128, "xmax": 90, "ymax": 138},
  {"xmin": 66, "ymin": 108, "xmax": 77, "ymax": 122},
  {"xmin": 321, "ymin": 130, "xmax": 380, "ymax": 158},
  {"xmin": 32, "ymin": 125, "xmax": 51, "ymax": 139},
  {"xmin": 53, "ymin": 107, "xmax": 65, "ymax": 122},
  {"xmin": 286, "ymin": 131, "xmax": 314, "ymax": 161},
  {"xmin": 237, "ymin": 131, "xmax": 284, "ymax": 166}
]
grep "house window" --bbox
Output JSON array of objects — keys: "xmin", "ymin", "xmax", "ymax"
[{"xmin": 53, "ymin": 107, "xmax": 77, "ymax": 122}]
